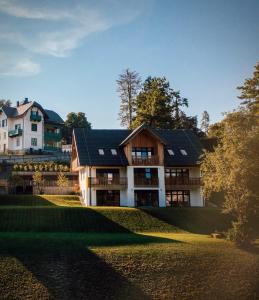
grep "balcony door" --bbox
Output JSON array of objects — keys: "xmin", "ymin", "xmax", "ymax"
[
  {"xmin": 166, "ymin": 190, "xmax": 190, "ymax": 207},
  {"xmin": 134, "ymin": 168, "xmax": 158, "ymax": 187},
  {"xmin": 134, "ymin": 190, "xmax": 159, "ymax": 207},
  {"xmin": 96, "ymin": 190, "xmax": 120, "ymax": 206},
  {"xmin": 96, "ymin": 169, "xmax": 119, "ymax": 185}
]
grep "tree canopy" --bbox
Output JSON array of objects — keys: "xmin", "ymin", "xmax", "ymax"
[
  {"xmin": 63, "ymin": 112, "xmax": 91, "ymax": 144},
  {"xmin": 237, "ymin": 62, "xmax": 259, "ymax": 115}
]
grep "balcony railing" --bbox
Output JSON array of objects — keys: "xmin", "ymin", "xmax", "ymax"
[
  {"xmin": 132, "ymin": 155, "xmax": 159, "ymax": 166},
  {"xmin": 134, "ymin": 176, "xmax": 159, "ymax": 187},
  {"xmin": 8, "ymin": 128, "xmax": 23, "ymax": 137},
  {"xmin": 30, "ymin": 114, "xmax": 42, "ymax": 122},
  {"xmin": 165, "ymin": 177, "xmax": 201, "ymax": 187},
  {"xmin": 89, "ymin": 177, "xmax": 127, "ymax": 187},
  {"xmin": 44, "ymin": 131, "xmax": 62, "ymax": 141}
]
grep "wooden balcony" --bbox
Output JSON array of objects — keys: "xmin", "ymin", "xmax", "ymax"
[
  {"xmin": 132, "ymin": 155, "xmax": 159, "ymax": 166},
  {"xmin": 134, "ymin": 176, "xmax": 159, "ymax": 187},
  {"xmin": 89, "ymin": 177, "xmax": 127, "ymax": 188},
  {"xmin": 165, "ymin": 177, "xmax": 201, "ymax": 188}
]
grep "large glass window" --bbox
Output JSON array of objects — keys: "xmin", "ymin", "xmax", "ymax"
[
  {"xmin": 166, "ymin": 190, "xmax": 190, "ymax": 207},
  {"xmin": 134, "ymin": 190, "xmax": 159, "ymax": 207},
  {"xmin": 96, "ymin": 190, "xmax": 120, "ymax": 206},
  {"xmin": 165, "ymin": 168, "xmax": 189, "ymax": 178}
]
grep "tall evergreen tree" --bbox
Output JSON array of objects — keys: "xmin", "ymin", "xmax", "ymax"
[
  {"xmin": 132, "ymin": 77, "xmax": 173, "ymax": 129},
  {"xmin": 200, "ymin": 110, "xmax": 210, "ymax": 134},
  {"xmin": 237, "ymin": 62, "xmax": 259, "ymax": 115},
  {"xmin": 117, "ymin": 69, "xmax": 141, "ymax": 129}
]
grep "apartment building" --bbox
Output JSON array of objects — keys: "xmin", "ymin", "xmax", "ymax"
[{"xmin": 71, "ymin": 124, "xmax": 204, "ymax": 207}]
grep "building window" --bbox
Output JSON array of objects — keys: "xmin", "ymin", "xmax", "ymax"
[
  {"xmin": 31, "ymin": 138, "xmax": 37, "ymax": 146},
  {"xmin": 3, "ymin": 132, "xmax": 6, "ymax": 140},
  {"xmin": 98, "ymin": 149, "xmax": 104, "ymax": 155},
  {"xmin": 15, "ymin": 124, "xmax": 21, "ymax": 130},
  {"xmin": 165, "ymin": 168, "xmax": 189, "ymax": 178},
  {"xmin": 132, "ymin": 147, "xmax": 154, "ymax": 158},
  {"xmin": 111, "ymin": 149, "xmax": 117, "ymax": 155},
  {"xmin": 2, "ymin": 120, "xmax": 5, "ymax": 127},
  {"xmin": 31, "ymin": 123, "xmax": 37, "ymax": 131},
  {"xmin": 96, "ymin": 190, "xmax": 120, "ymax": 206},
  {"xmin": 166, "ymin": 190, "xmax": 190, "ymax": 207},
  {"xmin": 16, "ymin": 138, "xmax": 20, "ymax": 147},
  {"xmin": 180, "ymin": 149, "xmax": 188, "ymax": 155},
  {"xmin": 167, "ymin": 149, "xmax": 174, "ymax": 155}
]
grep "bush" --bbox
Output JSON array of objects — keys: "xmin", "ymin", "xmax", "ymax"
[
  {"xmin": 226, "ymin": 220, "xmax": 250, "ymax": 247},
  {"xmin": 12, "ymin": 161, "xmax": 70, "ymax": 172}
]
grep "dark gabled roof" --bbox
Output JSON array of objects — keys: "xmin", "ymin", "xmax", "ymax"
[
  {"xmin": 74, "ymin": 128, "xmax": 130, "ymax": 166},
  {"xmin": 74, "ymin": 127, "xmax": 204, "ymax": 167},
  {"xmin": 154, "ymin": 129, "xmax": 203, "ymax": 166},
  {"xmin": 45, "ymin": 109, "xmax": 64, "ymax": 125},
  {"xmin": 120, "ymin": 124, "xmax": 167, "ymax": 146},
  {"xmin": 2, "ymin": 101, "xmax": 47, "ymax": 118}
]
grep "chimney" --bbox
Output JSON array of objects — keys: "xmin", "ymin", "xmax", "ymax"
[
  {"xmin": 17, "ymin": 101, "xmax": 19, "ymax": 107},
  {"xmin": 24, "ymin": 97, "xmax": 28, "ymax": 104}
]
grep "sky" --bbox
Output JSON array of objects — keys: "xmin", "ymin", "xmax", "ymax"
[{"xmin": 0, "ymin": 0, "xmax": 258, "ymax": 128}]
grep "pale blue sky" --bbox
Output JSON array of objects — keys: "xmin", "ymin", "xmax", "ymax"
[{"xmin": 0, "ymin": 0, "xmax": 258, "ymax": 128}]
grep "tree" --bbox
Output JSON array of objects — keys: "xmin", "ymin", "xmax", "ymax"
[
  {"xmin": 0, "ymin": 99, "xmax": 11, "ymax": 108},
  {"xmin": 33, "ymin": 171, "xmax": 45, "ymax": 194},
  {"xmin": 132, "ymin": 77, "xmax": 174, "ymax": 129},
  {"xmin": 237, "ymin": 62, "xmax": 259, "ymax": 115},
  {"xmin": 200, "ymin": 110, "xmax": 210, "ymax": 134},
  {"xmin": 63, "ymin": 112, "xmax": 91, "ymax": 144},
  {"xmin": 117, "ymin": 69, "xmax": 141, "ymax": 129},
  {"xmin": 132, "ymin": 76, "xmax": 198, "ymax": 131},
  {"xmin": 201, "ymin": 110, "xmax": 259, "ymax": 246},
  {"xmin": 56, "ymin": 172, "xmax": 69, "ymax": 188}
]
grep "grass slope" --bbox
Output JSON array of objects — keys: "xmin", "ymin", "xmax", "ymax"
[
  {"xmin": 0, "ymin": 232, "xmax": 258, "ymax": 300},
  {"xmin": 0, "ymin": 195, "xmax": 258, "ymax": 299}
]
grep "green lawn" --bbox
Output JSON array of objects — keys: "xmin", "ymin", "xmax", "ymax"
[{"xmin": 0, "ymin": 195, "xmax": 258, "ymax": 300}]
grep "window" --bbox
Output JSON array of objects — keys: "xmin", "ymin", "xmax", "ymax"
[
  {"xmin": 31, "ymin": 138, "xmax": 37, "ymax": 146},
  {"xmin": 15, "ymin": 124, "xmax": 21, "ymax": 130},
  {"xmin": 31, "ymin": 123, "xmax": 37, "ymax": 131},
  {"xmin": 166, "ymin": 190, "xmax": 190, "ymax": 207},
  {"xmin": 132, "ymin": 147, "xmax": 154, "ymax": 158},
  {"xmin": 167, "ymin": 149, "xmax": 174, "ymax": 155},
  {"xmin": 111, "ymin": 149, "xmax": 117, "ymax": 155},
  {"xmin": 98, "ymin": 149, "xmax": 104, "ymax": 155},
  {"xmin": 16, "ymin": 138, "xmax": 20, "ymax": 147},
  {"xmin": 3, "ymin": 132, "xmax": 6, "ymax": 140},
  {"xmin": 2, "ymin": 120, "xmax": 5, "ymax": 127},
  {"xmin": 180, "ymin": 149, "xmax": 187, "ymax": 155}
]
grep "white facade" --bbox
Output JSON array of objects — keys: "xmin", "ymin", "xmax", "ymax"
[{"xmin": 78, "ymin": 165, "xmax": 203, "ymax": 208}]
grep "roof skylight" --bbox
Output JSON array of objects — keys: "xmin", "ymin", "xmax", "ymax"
[
  {"xmin": 180, "ymin": 149, "xmax": 188, "ymax": 156},
  {"xmin": 98, "ymin": 149, "xmax": 104, "ymax": 155},
  {"xmin": 167, "ymin": 149, "xmax": 174, "ymax": 155},
  {"xmin": 111, "ymin": 149, "xmax": 117, "ymax": 155}
]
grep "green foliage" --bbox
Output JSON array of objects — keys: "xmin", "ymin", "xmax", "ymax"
[
  {"xmin": 56, "ymin": 172, "xmax": 69, "ymax": 188},
  {"xmin": 237, "ymin": 62, "xmax": 259, "ymax": 115},
  {"xmin": 63, "ymin": 112, "xmax": 91, "ymax": 143},
  {"xmin": 132, "ymin": 76, "xmax": 199, "ymax": 131},
  {"xmin": 117, "ymin": 68, "xmax": 141, "ymax": 129},
  {"xmin": 33, "ymin": 171, "xmax": 45, "ymax": 194},
  {"xmin": 13, "ymin": 161, "xmax": 70, "ymax": 172},
  {"xmin": 201, "ymin": 109, "xmax": 259, "ymax": 245}
]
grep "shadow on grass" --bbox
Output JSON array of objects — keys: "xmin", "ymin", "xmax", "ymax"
[
  {"xmin": 0, "ymin": 195, "xmax": 57, "ymax": 206},
  {"xmin": 0, "ymin": 246, "xmax": 152, "ymax": 300},
  {"xmin": 141, "ymin": 207, "xmax": 232, "ymax": 234}
]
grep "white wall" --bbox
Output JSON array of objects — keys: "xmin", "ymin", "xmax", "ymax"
[
  {"xmin": 190, "ymin": 187, "xmax": 203, "ymax": 207},
  {"xmin": 0, "ymin": 111, "xmax": 8, "ymax": 152}
]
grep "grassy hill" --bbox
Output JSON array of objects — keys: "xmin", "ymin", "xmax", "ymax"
[
  {"xmin": 0, "ymin": 195, "xmax": 230, "ymax": 233},
  {"xmin": 0, "ymin": 195, "xmax": 258, "ymax": 300}
]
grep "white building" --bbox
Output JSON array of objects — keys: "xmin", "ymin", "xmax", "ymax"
[
  {"xmin": 0, "ymin": 98, "xmax": 64, "ymax": 154},
  {"xmin": 71, "ymin": 125, "xmax": 204, "ymax": 207}
]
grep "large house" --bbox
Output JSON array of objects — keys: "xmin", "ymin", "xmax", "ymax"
[
  {"xmin": 0, "ymin": 98, "xmax": 64, "ymax": 154},
  {"xmin": 71, "ymin": 124, "xmax": 204, "ymax": 207}
]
